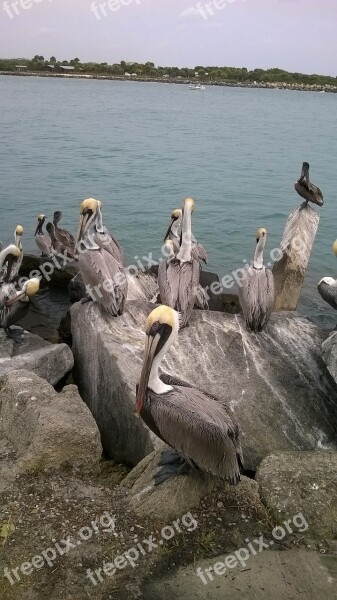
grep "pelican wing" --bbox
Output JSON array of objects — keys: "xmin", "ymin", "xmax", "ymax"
[
  {"xmin": 79, "ymin": 248, "xmax": 120, "ymax": 316},
  {"xmin": 35, "ymin": 235, "xmax": 53, "ymax": 258},
  {"xmin": 146, "ymin": 386, "xmax": 242, "ymax": 483},
  {"xmin": 158, "ymin": 260, "xmax": 180, "ymax": 307},
  {"xmin": 193, "ymin": 242, "xmax": 208, "ymax": 264},
  {"xmin": 101, "ymin": 248, "xmax": 128, "ymax": 315},
  {"xmin": 55, "ymin": 227, "xmax": 75, "ymax": 247},
  {"xmin": 96, "ymin": 230, "xmax": 125, "ymax": 266},
  {"xmin": 239, "ymin": 265, "xmax": 274, "ymax": 332},
  {"xmin": 177, "ymin": 259, "xmax": 200, "ymax": 326}
]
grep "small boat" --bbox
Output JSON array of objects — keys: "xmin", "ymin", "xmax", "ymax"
[{"xmin": 189, "ymin": 83, "xmax": 205, "ymax": 91}]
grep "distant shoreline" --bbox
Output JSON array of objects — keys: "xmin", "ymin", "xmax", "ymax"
[{"xmin": 1, "ymin": 71, "xmax": 337, "ymax": 94}]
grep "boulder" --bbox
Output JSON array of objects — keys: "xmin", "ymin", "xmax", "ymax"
[
  {"xmin": 322, "ymin": 331, "xmax": 337, "ymax": 383},
  {"xmin": 121, "ymin": 446, "xmax": 259, "ymax": 521},
  {"xmin": 0, "ymin": 369, "xmax": 102, "ymax": 474},
  {"xmin": 256, "ymin": 451, "xmax": 337, "ymax": 539},
  {"xmin": 21, "ymin": 253, "xmax": 79, "ymax": 288},
  {"xmin": 273, "ymin": 205, "xmax": 320, "ymax": 311},
  {"xmin": 71, "ymin": 301, "xmax": 337, "ymax": 471},
  {"xmin": 0, "ymin": 330, "xmax": 73, "ymax": 385}
]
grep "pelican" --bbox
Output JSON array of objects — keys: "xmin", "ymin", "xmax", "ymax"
[
  {"xmin": 238, "ymin": 228, "xmax": 274, "ymax": 332},
  {"xmin": 46, "ymin": 222, "xmax": 75, "ymax": 259},
  {"xmin": 0, "ymin": 277, "xmax": 40, "ymax": 342},
  {"xmin": 0, "ymin": 244, "xmax": 22, "ymax": 284},
  {"xmin": 10, "ymin": 225, "xmax": 24, "ymax": 279},
  {"xmin": 164, "ymin": 208, "xmax": 208, "ymax": 264},
  {"xmin": 317, "ymin": 240, "xmax": 337, "ymax": 309},
  {"xmin": 35, "ymin": 215, "xmax": 54, "ymax": 257},
  {"xmin": 295, "ymin": 162, "xmax": 324, "ymax": 209},
  {"xmin": 136, "ymin": 305, "xmax": 243, "ymax": 485},
  {"xmin": 159, "ymin": 198, "xmax": 201, "ymax": 327},
  {"xmin": 52, "ymin": 211, "xmax": 75, "ymax": 252},
  {"xmin": 75, "ymin": 198, "xmax": 127, "ymax": 316}
]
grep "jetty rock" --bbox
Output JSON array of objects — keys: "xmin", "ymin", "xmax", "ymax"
[
  {"xmin": 120, "ymin": 445, "xmax": 260, "ymax": 521},
  {"xmin": 0, "ymin": 369, "xmax": 102, "ymax": 486},
  {"xmin": 71, "ymin": 301, "xmax": 337, "ymax": 471},
  {"xmin": 322, "ymin": 330, "xmax": 337, "ymax": 384},
  {"xmin": 0, "ymin": 329, "xmax": 74, "ymax": 385},
  {"xmin": 256, "ymin": 451, "xmax": 337, "ymax": 539}
]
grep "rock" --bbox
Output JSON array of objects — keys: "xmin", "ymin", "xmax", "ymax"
[
  {"xmin": 121, "ymin": 446, "xmax": 259, "ymax": 520},
  {"xmin": 223, "ymin": 293, "xmax": 241, "ymax": 314},
  {"xmin": 21, "ymin": 253, "xmax": 79, "ymax": 288},
  {"xmin": 0, "ymin": 369, "xmax": 102, "ymax": 474},
  {"xmin": 322, "ymin": 331, "xmax": 337, "ymax": 383},
  {"xmin": 0, "ymin": 330, "xmax": 73, "ymax": 385},
  {"xmin": 71, "ymin": 301, "xmax": 337, "ymax": 471},
  {"xmin": 256, "ymin": 451, "xmax": 337, "ymax": 539},
  {"xmin": 273, "ymin": 205, "xmax": 320, "ymax": 311},
  {"xmin": 68, "ymin": 271, "xmax": 87, "ymax": 303}
]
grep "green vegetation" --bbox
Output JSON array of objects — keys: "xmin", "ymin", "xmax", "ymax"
[{"xmin": 0, "ymin": 56, "xmax": 337, "ymax": 86}]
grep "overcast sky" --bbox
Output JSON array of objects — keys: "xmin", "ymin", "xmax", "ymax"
[{"xmin": 1, "ymin": 0, "xmax": 336, "ymax": 75}]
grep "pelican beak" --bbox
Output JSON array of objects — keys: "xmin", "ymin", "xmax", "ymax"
[
  {"xmin": 75, "ymin": 211, "xmax": 91, "ymax": 246},
  {"xmin": 136, "ymin": 334, "xmax": 158, "ymax": 413},
  {"xmin": 6, "ymin": 290, "xmax": 25, "ymax": 306},
  {"xmin": 164, "ymin": 218, "xmax": 175, "ymax": 242}
]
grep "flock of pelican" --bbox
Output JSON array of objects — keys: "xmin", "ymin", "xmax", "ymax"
[{"xmin": 0, "ymin": 161, "xmax": 336, "ymax": 486}]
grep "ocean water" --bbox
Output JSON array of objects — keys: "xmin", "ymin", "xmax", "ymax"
[{"xmin": 0, "ymin": 75, "xmax": 337, "ymax": 327}]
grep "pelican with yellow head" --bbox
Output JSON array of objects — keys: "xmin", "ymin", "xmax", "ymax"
[
  {"xmin": 75, "ymin": 198, "xmax": 127, "ymax": 316},
  {"xmin": 0, "ymin": 244, "xmax": 22, "ymax": 285},
  {"xmin": 1, "ymin": 277, "xmax": 41, "ymax": 342},
  {"xmin": 136, "ymin": 305, "xmax": 243, "ymax": 486},
  {"xmin": 317, "ymin": 241, "xmax": 337, "ymax": 310},
  {"xmin": 238, "ymin": 227, "xmax": 274, "ymax": 332}
]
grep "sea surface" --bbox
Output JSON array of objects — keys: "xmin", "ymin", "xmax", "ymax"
[{"xmin": 1, "ymin": 75, "xmax": 337, "ymax": 327}]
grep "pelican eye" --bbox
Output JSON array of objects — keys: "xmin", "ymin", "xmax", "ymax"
[{"xmin": 150, "ymin": 321, "xmax": 161, "ymax": 336}]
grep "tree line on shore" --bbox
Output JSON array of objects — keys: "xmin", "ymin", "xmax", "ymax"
[{"xmin": 1, "ymin": 56, "xmax": 336, "ymax": 86}]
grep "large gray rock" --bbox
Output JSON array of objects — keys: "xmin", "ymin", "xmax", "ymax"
[
  {"xmin": 256, "ymin": 451, "xmax": 337, "ymax": 539},
  {"xmin": 322, "ymin": 331, "xmax": 337, "ymax": 383},
  {"xmin": 121, "ymin": 446, "xmax": 260, "ymax": 521},
  {"xmin": 0, "ymin": 369, "xmax": 102, "ymax": 475},
  {"xmin": 0, "ymin": 330, "xmax": 73, "ymax": 385},
  {"xmin": 273, "ymin": 205, "xmax": 319, "ymax": 311},
  {"xmin": 71, "ymin": 301, "xmax": 337, "ymax": 471}
]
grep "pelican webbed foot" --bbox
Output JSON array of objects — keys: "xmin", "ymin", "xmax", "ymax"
[
  {"xmin": 299, "ymin": 201, "xmax": 309, "ymax": 212},
  {"xmin": 5, "ymin": 326, "xmax": 24, "ymax": 343},
  {"xmin": 154, "ymin": 449, "xmax": 193, "ymax": 486}
]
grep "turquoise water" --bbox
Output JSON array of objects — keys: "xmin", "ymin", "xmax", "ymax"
[{"xmin": 1, "ymin": 76, "xmax": 337, "ymax": 326}]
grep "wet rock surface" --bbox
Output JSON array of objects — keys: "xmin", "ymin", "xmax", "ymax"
[{"xmin": 72, "ymin": 300, "xmax": 337, "ymax": 471}]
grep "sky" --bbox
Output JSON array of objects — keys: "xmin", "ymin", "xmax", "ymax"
[{"xmin": 1, "ymin": 0, "xmax": 337, "ymax": 75}]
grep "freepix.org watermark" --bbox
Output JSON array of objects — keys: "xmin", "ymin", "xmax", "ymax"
[
  {"xmin": 180, "ymin": 0, "xmax": 245, "ymax": 21},
  {"xmin": 2, "ymin": 0, "xmax": 53, "ymax": 20},
  {"xmin": 90, "ymin": 0, "xmax": 141, "ymax": 21},
  {"xmin": 196, "ymin": 512, "xmax": 308, "ymax": 585},
  {"xmin": 3, "ymin": 511, "xmax": 116, "ymax": 586},
  {"xmin": 87, "ymin": 512, "xmax": 198, "ymax": 586}
]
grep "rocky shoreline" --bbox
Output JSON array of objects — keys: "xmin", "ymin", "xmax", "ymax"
[{"xmin": 1, "ymin": 70, "xmax": 337, "ymax": 94}]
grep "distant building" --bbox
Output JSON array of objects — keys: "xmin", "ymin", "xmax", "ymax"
[
  {"xmin": 124, "ymin": 72, "xmax": 131, "ymax": 77},
  {"xmin": 162, "ymin": 74, "xmax": 169, "ymax": 79},
  {"xmin": 46, "ymin": 65, "xmax": 55, "ymax": 71},
  {"xmin": 15, "ymin": 65, "xmax": 27, "ymax": 71},
  {"xmin": 58, "ymin": 65, "xmax": 75, "ymax": 72}
]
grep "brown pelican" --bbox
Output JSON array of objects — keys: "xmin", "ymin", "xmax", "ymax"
[
  {"xmin": 52, "ymin": 211, "xmax": 75, "ymax": 253},
  {"xmin": 238, "ymin": 228, "xmax": 274, "ymax": 332},
  {"xmin": 0, "ymin": 277, "xmax": 40, "ymax": 342},
  {"xmin": 75, "ymin": 198, "xmax": 127, "ymax": 316},
  {"xmin": 46, "ymin": 222, "xmax": 76, "ymax": 259},
  {"xmin": 164, "ymin": 207, "xmax": 208, "ymax": 264},
  {"xmin": 295, "ymin": 162, "xmax": 324, "ymax": 209},
  {"xmin": 10, "ymin": 225, "xmax": 24, "ymax": 278},
  {"xmin": 159, "ymin": 198, "xmax": 201, "ymax": 327},
  {"xmin": 35, "ymin": 215, "xmax": 54, "ymax": 257},
  {"xmin": 136, "ymin": 305, "xmax": 243, "ymax": 485},
  {"xmin": 0, "ymin": 244, "xmax": 21, "ymax": 284},
  {"xmin": 317, "ymin": 240, "xmax": 337, "ymax": 309}
]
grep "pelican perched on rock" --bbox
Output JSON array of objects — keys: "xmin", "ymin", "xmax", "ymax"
[
  {"xmin": 0, "ymin": 277, "xmax": 40, "ymax": 342},
  {"xmin": 35, "ymin": 215, "xmax": 54, "ymax": 257},
  {"xmin": 136, "ymin": 305, "xmax": 243, "ymax": 485},
  {"xmin": 317, "ymin": 241, "xmax": 337, "ymax": 310},
  {"xmin": 238, "ymin": 228, "xmax": 274, "ymax": 332},
  {"xmin": 10, "ymin": 225, "xmax": 24, "ymax": 279},
  {"xmin": 52, "ymin": 211, "xmax": 75, "ymax": 253},
  {"xmin": 46, "ymin": 222, "xmax": 76, "ymax": 259},
  {"xmin": 159, "ymin": 198, "xmax": 201, "ymax": 327},
  {"xmin": 295, "ymin": 162, "xmax": 324, "ymax": 209},
  {"xmin": 75, "ymin": 198, "xmax": 127, "ymax": 316},
  {"xmin": 0, "ymin": 244, "xmax": 22, "ymax": 284},
  {"xmin": 164, "ymin": 209, "xmax": 182, "ymax": 253}
]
